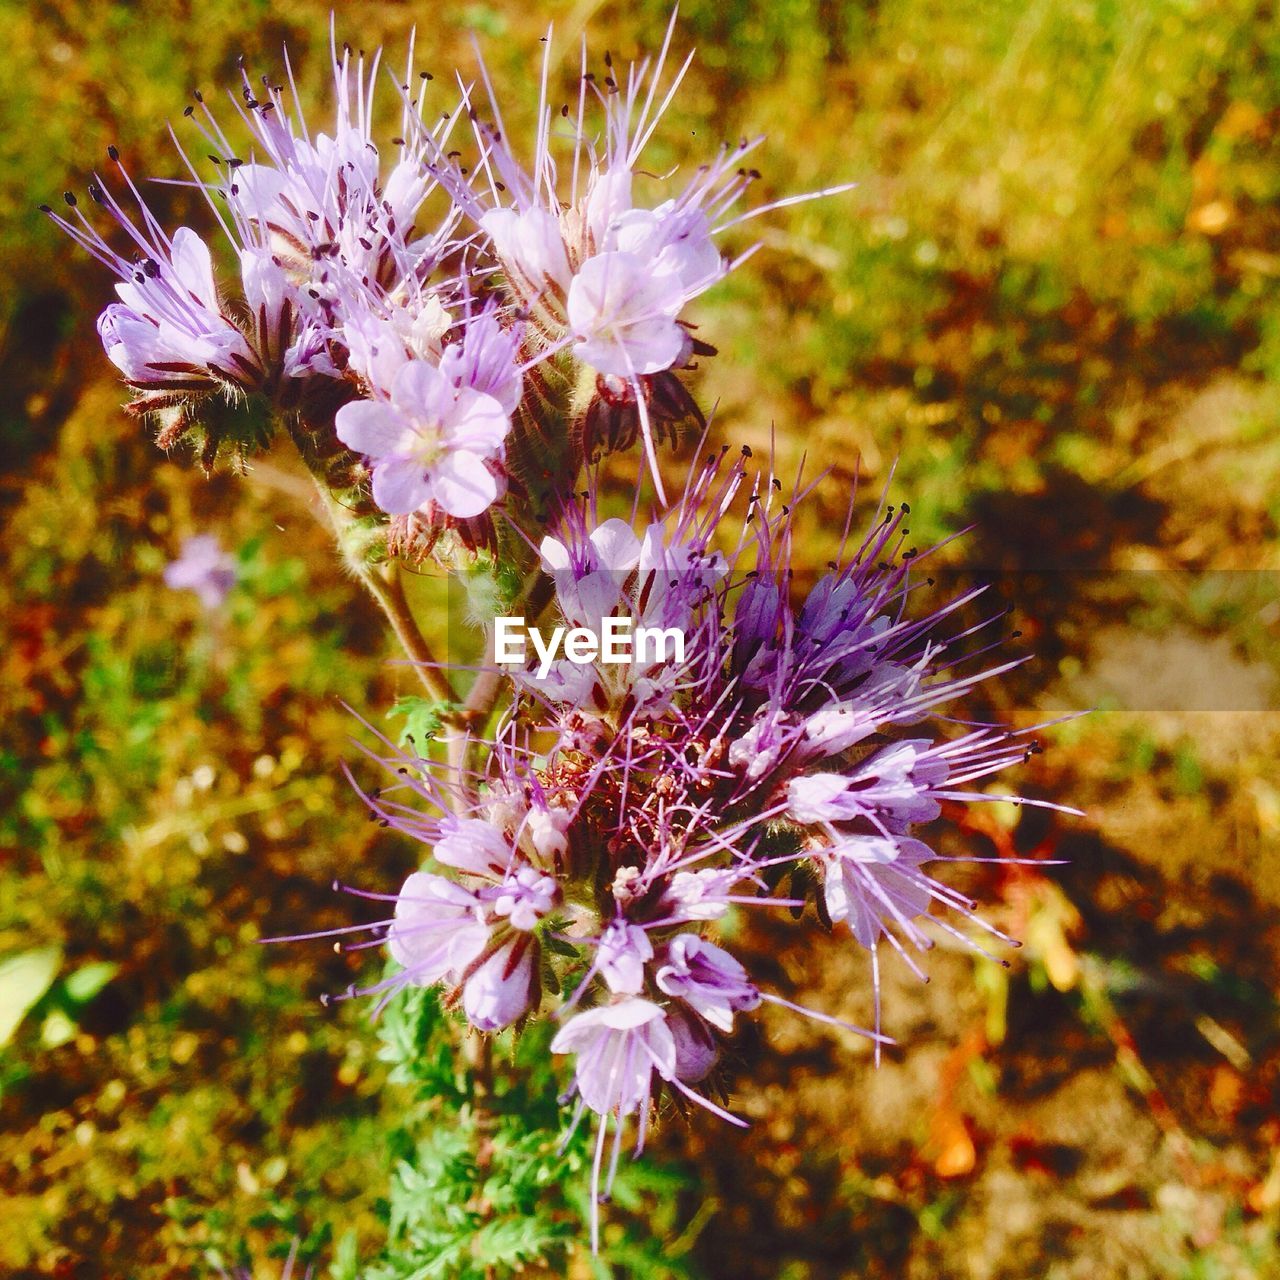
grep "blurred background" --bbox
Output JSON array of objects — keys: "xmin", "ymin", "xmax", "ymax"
[{"xmin": 2, "ymin": 0, "xmax": 1279, "ymax": 1276}]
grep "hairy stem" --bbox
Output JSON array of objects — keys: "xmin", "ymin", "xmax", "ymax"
[
  {"xmin": 359, "ymin": 561, "xmax": 457, "ymax": 707},
  {"xmin": 281, "ymin": 418, "xmax": 456, "ymax": 710}
]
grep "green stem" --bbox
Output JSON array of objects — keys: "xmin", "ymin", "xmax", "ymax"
[{"xmin": 359, "ymin": 560, "xmax": 457, "ymax": 708}]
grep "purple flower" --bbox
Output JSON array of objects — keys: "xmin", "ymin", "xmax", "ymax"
[
  {"xmin": 551, "ymin": 997, "xmax": 677, "ymax": 1118},
  {"xmin": 388, "ymin": 871, "xmax": 489, "ymax": 986},
  {"xmin": 462, "ymin": 936, "xmax": 537, "ymax": 1031},
  {"xmin": 786, "ymin": 740, "xmax": 949, "ymax": 830},
  {"xmin": 419, "ymin": 18, "xmax": 849, "ymax": 493},
  {"xmin": 334, "ymin": 360, "xmax": 510, "ymax": 519},
  {"xmin": 50, "ymin": 40, "xmax": 474, "ymax": 433},
  {"xmin": 521, "ymin": 504, "xmax": 723, "ymax": 723},
  {"xmin": 433, "ymin": 816, "xmax": 514, "ymax": 877},
  {"xmin": 550, "ymin": 997, "xmax": 680, "ymax": 1249},
  {"xmin": 214, "ymin": 44, "xmax": 462, "ymax": 340},
  {"xmin": 655, "ymin": 934, "xmax": 760, "ymax": 1032},
  {"xmin": 492, "ymin": 867, "xmax": 558, "ymax": 932},
  {"xmin": 95, "ymin": 227, "xmax": 260, "ymax": 390},
  {"xmin": 163, "ymin": 534, "xmax": 237, "ymax": 608},
  {"xmin": 564, "ymin": 250, "xmax": 692, "ymax": 377},
  {"xmin": 439, "ymin": 306, "xmax": 525, "ymax": 415},
  {"xmin": 817, "ymin": 836, "xmax": 937, "ymax": 950},
  {"xmin": 596, "ymin": 922, "xmax": 654, "ymax": 995}
]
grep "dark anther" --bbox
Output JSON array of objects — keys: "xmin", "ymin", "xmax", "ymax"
[
  {"xmin": 88, "ymin": 183, "xmax": 104, "ymax": 203},
  {"xmin": 183, "ymin": 105, "xmax": 194, "ymax": 117},
  {"xmin": 741, "ymin": 444, "xmax": 752, "ymax": 457},
  {"xmin": 63, "ymin": 191, "xmax": 77, "ymax": 207}
]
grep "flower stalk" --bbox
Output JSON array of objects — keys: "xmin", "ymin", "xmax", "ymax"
[{"xmin": 54, "ymin": 14, "xmax": 1070, "ymax": 1272}]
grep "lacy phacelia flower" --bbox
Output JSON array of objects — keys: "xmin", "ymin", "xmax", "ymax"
[
  {"xmin": 281, "ymin": 445, "xmax": 1073, "ymax": 1248},
  {"xmin": 47, "ymin": 37, "xmax": 487, "ymax": 490},
  {"xmin": 551, "ymin": 997, "xmax": 676, "ymax": 1120},
  {"xmin": 655, "ymin": 935, "xmax": 760, "ymax": 1032},
  {"xmin": 596, "ymin": 921, "xmax": 655, "ymax": 995},
  {"xmin": 387, "ymin": 871, "xmax": 489, "ymax": 986},
  {"xmin": 215, "ymin": 48, "xmax": 456, "ymax": 324},
  {"xmin": 458, "ymin": 32, "xmax": 736, "ymax": 384},
  {"xmin": 549, "ymin": 998, "xmax": 679, "ymax": 1250},
  {"xmin": 163, "ymin": 534, "xmax": 237, "ymax": 608},
  {"xmin": 69, "ymin": 205, "xmax": 262, "ymax": 394},
  {"xmin": 420, "ymin": 15, "xmax": 848, "ymax": 493},
  {"xmin": 334, "ymin": 359, "xmax": 510, "ymax": 519},
  {"xmin": 519, "ymin": 500, "xmax": 723, "ymax": 724},
  {"xmin": 55, "ymin": 18, "xmax": 847, "ymax": 536}
]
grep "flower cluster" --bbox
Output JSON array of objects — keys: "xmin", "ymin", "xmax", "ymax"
[
  {"xmin": 49, "ymin": 17, "xmax": 836, "ymax": 536},
  {"xmin": 305, "ymin": 449, "xmax": 1062, "ymax": 1248},
  {"xmin": 56, "ymin": 15, "xmax": 1066, "ymax": 1260}
]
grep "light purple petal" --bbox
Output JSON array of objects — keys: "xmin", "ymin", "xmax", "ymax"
[
  {"xmin": 428, "ymin": 450, "xmax": 499, "ymax": 519},
  {"xmin": 335, "ymin": 399, "xmax": 409, "ymax": 460},
  {"xmin": 370, "ymin": 457, "xmax": 433, "ymax": 515}
]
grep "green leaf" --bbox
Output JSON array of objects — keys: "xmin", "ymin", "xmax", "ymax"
[
  {"xmin": 40, "ymin": 1009, "xmax": 77, "ymax": 1050},
  {"xmin": 62, "ymin": 960, "xmax": 119, "ymax": 1005},
  {"xmin": 329, "ymin": 1228, "xmax": 360, "ymax": 1280},
  {"xmin": 0, "ymin": 946, "xmax": 62, "ymax": 1046},
  {"xmin": 386, "ymin": 696, "xmax": 456, "ymax": 749}
]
